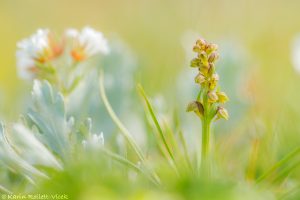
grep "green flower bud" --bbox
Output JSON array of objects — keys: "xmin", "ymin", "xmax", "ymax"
[
  {"xmin": 199, "ymin": 65, "xmax": 210, "ymax": 76},
  {"xmin": 193, "ymin": 46, "xmax": 202, "ymax": 53},
  {"xmin": 217, "ymin": 91, "xmax": 229, "ymax": 103},
  {"xmin": 190, "ymin": 58, "xmax": 201, "ymax": 68},
  {"xmin": 207, "ymin": 63, "xmax": 215, "ymax": 77},
  {"xmin": 217, "ymin": 107, "xmax": 229, "ymax": 120},
  {"xmin": 199, "ymin": 52, "xmax": 209, "ymax": 67},
  {"xmin": 196, "ymin": 39, "xmax": 206, "ymax": 48},
  {"xmin": 186, "ymin": 101, "xmax": 204, "ymax": 117},
  {"xmin": 206, "ymin": 43, "xmax": 218, "ymax": 54},
  {"xmin": 208, "ymin": 91, "xmax": 218, "ymax": 103},
  {"xmin": 208, "ymin": 52, "xmax": 219, "ymax": 63},
  {"xmin": 195, "ymin": 73, "xmax": 206, "ymax": 84},
  {"xmin": 209, "ymin": 73, "xmax": 219, "ymax": 90}
]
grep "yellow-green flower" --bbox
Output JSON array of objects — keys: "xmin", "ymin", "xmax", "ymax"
[
  {"xmin": 208, "ymin": 52, "xmax": 219, "ymax": 63},
  {"xmin": 208, "ymin": 91, "xmax": 218, "ymax": 103},
  {"xmin": 195, "ymin": 73, "xmax": 206, "ymax": 84},
  {"xmin": 217, "ymin": 91, "xmax": 229, "ymax": 103},
  {"xmin": 209, "ymin": 74, "xmax": 219, "ymax": 90},
  {"xmin": 186, "ymin": 101, "xmax": 204, "ymax": 117},
  {"xmin": 217, "ymin": 107, "xmax": 229, "ymax": 120}
]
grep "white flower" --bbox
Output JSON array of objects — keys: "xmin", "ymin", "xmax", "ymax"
[
  {"xmin": 82, "ymin": 132, "xmax": 104, "ymax": 150},
  {"xmin": 16, "ymin": 29, "xmax": 50, "ymax": 80},
  {"xmin": 292, "ymin": 35, "xmax": 300, "ymax": 74},
  {"xmin": 16, "ymin": 51, "xmax": 36, "ymax": 80},
  {"xmin": 17, "ymin": 29, "xmax": 50, "ymax": 59},
  {"xmin": 66, "ymin": 26, "xmax": 109, "ymax": 61}
]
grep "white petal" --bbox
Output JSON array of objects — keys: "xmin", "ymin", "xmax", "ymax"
[
  {"xmin": 65, "ymin": 28, "xmax": 79, "ymax": 38},
  {"xmin": 16, "ymin": 28, "xmax": 50, "ymax": 80},
  {"xmin": 79, "ymin": 26, "xmax": 110, "ymax": 56},
  {"xmin": 16, "ymin": 51, "xmax": 35, "ymax": 80}
]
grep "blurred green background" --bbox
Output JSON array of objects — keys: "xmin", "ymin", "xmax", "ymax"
[{"xmin": 1, "ymin": 0, "xmax": 300, "ymax": 103}]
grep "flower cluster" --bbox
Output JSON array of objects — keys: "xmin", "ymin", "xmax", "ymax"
[
  {"xmin": 16, "ymin": 29, "xmax": 63, "ymax": 80},
  {"xmin": 187, "ymin": 38, "xmax": 229, "ymax": 120},
  {"xmin": 16, "ymin": 27, "xmax": 109, "ymax": 80},
  {"xmin": 66, "ymin": 27, "xmax": 109, "ymax": 61}
]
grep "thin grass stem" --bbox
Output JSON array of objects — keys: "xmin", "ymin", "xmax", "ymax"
[
  {"xmin": 256, "ymin": 146, "xmax": 300, "ymax": 183},
  {"xmin": 137, "ymin": 84, "xmax": 176, "ymax": 164}
]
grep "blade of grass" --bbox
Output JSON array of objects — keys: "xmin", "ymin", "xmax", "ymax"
[
  {"xmin": 256, "ymin": 146, "xmax": 300, "ymax": 183},
  {"xmin": 137, "ymin": 84, "xmax": 176, "ymax": 164},
  {"xmin": 174, "ymin": 110, "xmax": 194, "ymax": 172},
  {"xmin": 164, "ymin": 120, "xmax": 181, "ymax": 159},
  {"xmin": 273, "ymin": 159, "xmax": 300, "ymax": 183},
  {"xmin": 178, "ymin": 129, "xmax": 194, "ymax": 172},
  {"xmin": 101, "ymin": 148, "xmax": 160, "ymax": 186},
  {"xmin": 246, "ymin": 139, "xmax": 260, "ymax": 182},
  {"xmin": 164, "ymin": 118, "xmax": 191, "ymax": 174},
  {"xmin": 99, "ymin": 71, "xmax": 145, "ymax": 163},
  {"xmin": 99, "ymin": 71, "xmax": 160, "ymax": 185}
]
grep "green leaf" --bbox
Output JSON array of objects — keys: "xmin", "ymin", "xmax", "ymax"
[
  {"xmin": 26, "ymin": 80, "xmax": 73, "ymax": 160},
  {"xmin": 137, "ymin": 84, "xmax": 176, "ymax": 165},
  {"xmin": 0, "ymin": 123, "xmax": 48, "ymax": 181},
  {"xmin": 256, "ymin": 146, "xmax": 300, "ymax": 183}
]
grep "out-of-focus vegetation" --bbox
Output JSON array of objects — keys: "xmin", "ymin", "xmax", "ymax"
[{"xmin": 1, "ymin": 0, "xmax": 300, "ymax": 199}]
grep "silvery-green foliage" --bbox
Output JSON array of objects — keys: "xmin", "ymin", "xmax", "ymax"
[
  {"xmin": 26, "ymin": 80, "xmax": 73, "ymax": 160},
  {"xmin": 0, "ymin": 80, "xmax": 104, "ymax": 191},
  {"xmin": 10, "ymin": 124, "xmax": 62, "ymax": 170},
  {"xmin": 0, "ymin": 123, "xmax": 48, "ymax": 181},
  {"xmin": 0, "ymin": 80, "xmax": 70, "ymax": 187}
]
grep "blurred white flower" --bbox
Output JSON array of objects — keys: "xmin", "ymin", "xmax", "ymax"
[
  {"xmin": 291, "ymin": 35, "xmax": 300, "ymax": 73},
  {"xmin": 16, "ymin": 51, "xmax": 37, "ymax": 80},
  {"xmin": 16, "ymin": 29, "xmax": 63, "ymax": 80},
  {"xmin": 66, "ymin": 26, "xmax": 109, "ymax": 61},
  {"xmin": 16, "ymin": 29, "xmax": 50, "ymax": 79},
  {"xmin": 82, "ymin": 132, "xmax": 104, "ymax": 150},
  {"xmin": 17, "ymin": 29, "xmax": 50, "ymax": 59}
]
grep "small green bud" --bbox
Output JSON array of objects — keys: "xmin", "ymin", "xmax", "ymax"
[
  {"xmin": 207, "ymin": 63, "xmax": 215, "ymax": 76},
  {"xmin": 195, "ymin": 73, "xmax": 206, "ymax": 84},
  {"xmin": 186, "ymin": 101, "xmax": 204, "ymax": 117},
  {"xmin": 190, "ymin": 58, "xmax": 201, "ymax": 67},
  {"xmin": 199, "ymin": 52, "xmax": 209, "ymax": 67},
  {"xmin": 208, "ymin": 91, "xmax": 218, "ymax": 103},
  {"xmin": 217, "ymin": 107, "xmax": 229, "ymax": 120},
  {"xmin": 208, "ymin": 52, "xmax": 219, "ymax": 63},
  {"xmin": 206, "ymin": 43, "xmax": 218, "ymax": 54},
  {"xmin": 209, "ymin": 73, "xmax": 219, "ymax": 90},
  {"xmin": 193, "ymin": 46, "xmax": 202, "ymax": 53},
  {"xmin": 199, "ymin": 65, "xmax": 210, "ymax": 76},
  {"xmin": 217, "ymin": 91, "xmax": 229, "ymax": 103},
  {"xmin": 211, "ymin": 73, "xmax": 219, "ymax": 80},
  {"xmin": 196, "ymin": 39, "xmax": 206, "ymax": 47}
]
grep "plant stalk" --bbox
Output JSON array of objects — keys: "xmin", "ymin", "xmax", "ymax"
[
  {"xmin": 201, "ymin": 86, "xmax": 212, "ymax": 176},
  {"xmin": 202, "ymin": 118, "xmax": 210, "ymax": 162},
  {"xmin": 201, "ymin": 117, "xmax": 211, "ymax": 176}
]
